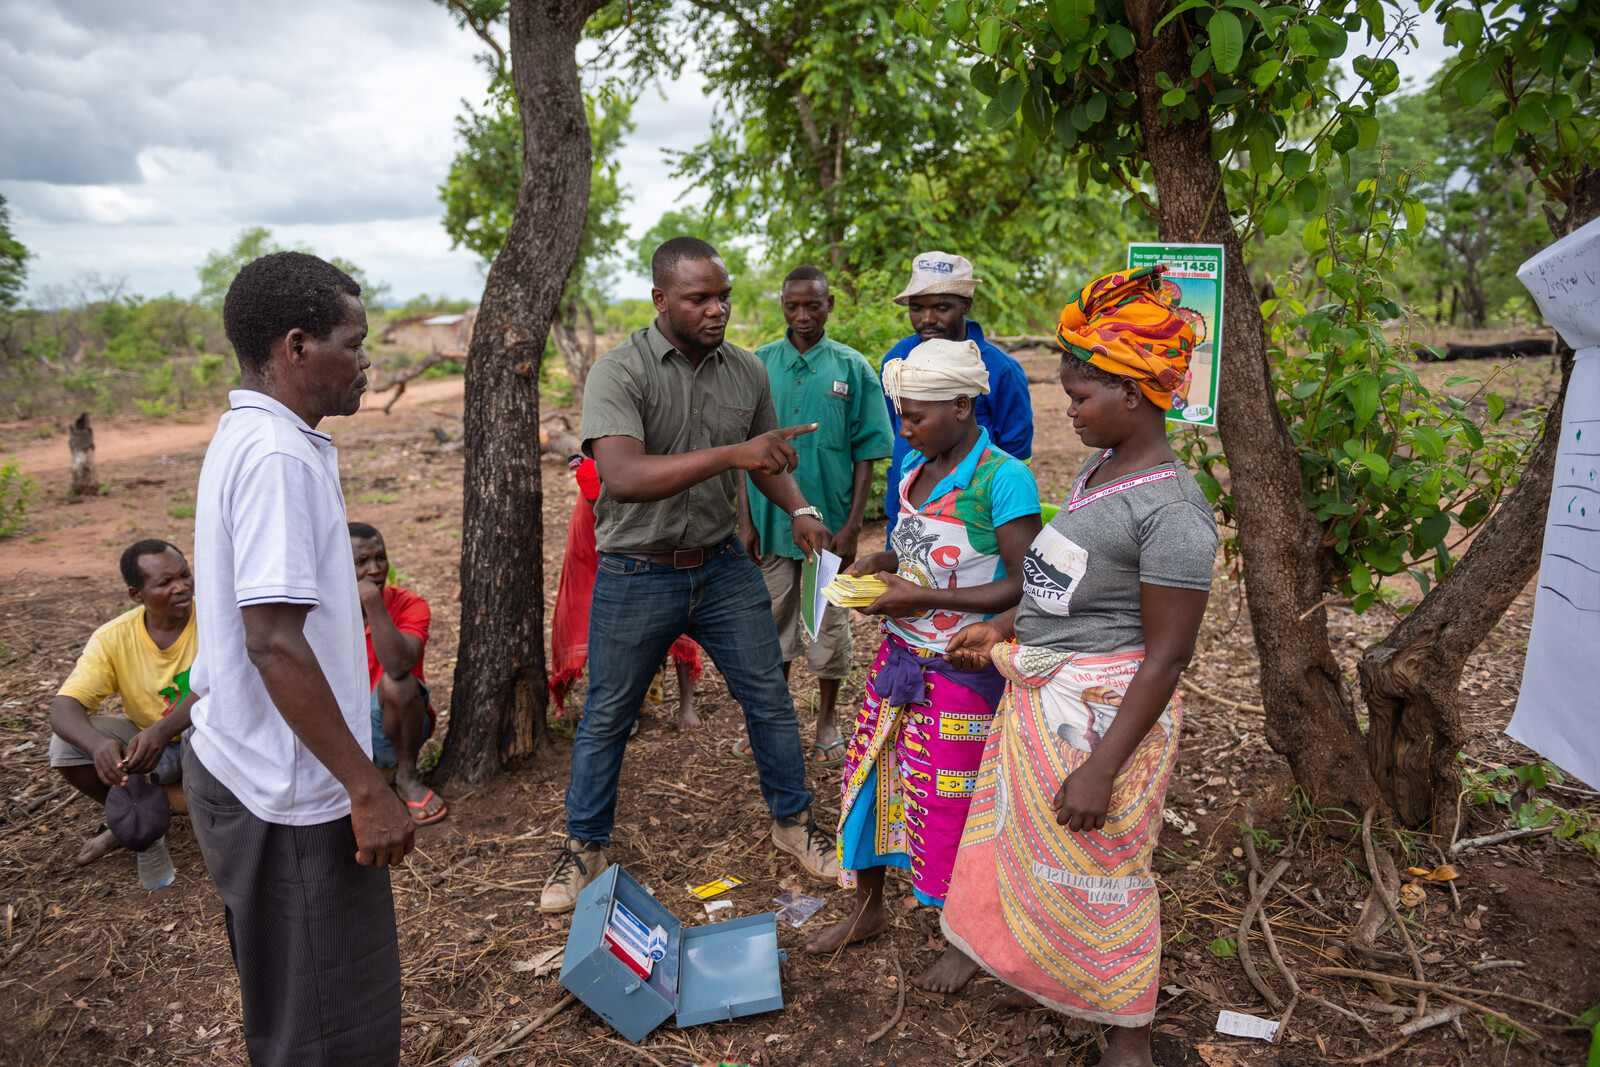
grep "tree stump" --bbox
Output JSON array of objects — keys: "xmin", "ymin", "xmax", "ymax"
[{"xmin": 68, "ymin": 412, "xmax": 97, "ymax": 496}]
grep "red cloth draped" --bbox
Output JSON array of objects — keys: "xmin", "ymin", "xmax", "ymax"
[{"xmin": 549, "ymin": 459, "xmax": 702, "ymax": 717}]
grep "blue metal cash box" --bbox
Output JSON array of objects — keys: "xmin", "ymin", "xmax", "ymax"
[{"xmin": 559, "ymin": 864, "xmax": 788, "ymax": 1043}]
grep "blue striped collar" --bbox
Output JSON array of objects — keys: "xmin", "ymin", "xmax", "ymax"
[{"xmin": 227, "ymin": 389, "xmax": 332, "ymax": 443}]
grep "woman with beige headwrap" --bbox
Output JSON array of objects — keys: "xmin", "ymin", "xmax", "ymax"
[{"xmin": 802, "ymin": 337, "xmax": 1042, "ymax": 995}]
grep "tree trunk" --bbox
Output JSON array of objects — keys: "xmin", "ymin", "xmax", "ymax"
[
  {"xmin": 549, "ymin": 298, "xmax": 593, "ymax": 411},
  {"xmin": 434, "ymin": 0, "xmax": 602, "ymax": 786},
  {"xmin": 1125, "ymin": 1, "xmax": 1381, "ymax": 816},
  {"xmin": 1360, "ymin": 172, "xmax": 1599, "ymax": 828},
  {"xmin": 68, "ymin": 412, "xmax": 96, "ymax": 496}
]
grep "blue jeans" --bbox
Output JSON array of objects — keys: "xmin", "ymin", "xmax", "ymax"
[
  {"xmin": 369, "ymin": 681, "xmax": 433, "ymax": 769},
  {"xmin": 565, "ymin": 539, "xmax": 813, "ymax": 845}
]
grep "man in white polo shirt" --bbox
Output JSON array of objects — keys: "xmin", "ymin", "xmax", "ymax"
[{"xmin": 186, "ymin": 251, "xmax": 414, "ymax": 1067}]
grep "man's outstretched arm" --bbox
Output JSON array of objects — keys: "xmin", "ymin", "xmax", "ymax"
[{"xmin": 591, "ymin": 425, "xmax": 817, "ymax": 503}]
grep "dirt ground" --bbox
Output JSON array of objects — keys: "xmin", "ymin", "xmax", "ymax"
[{"xmin": 0, "ymin": 349, "xmax": 1594, "ymax": 1067}]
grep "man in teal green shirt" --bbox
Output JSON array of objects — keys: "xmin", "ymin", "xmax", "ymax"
[{"xmin": 738, "ymin": 266, "xmax": 895, "ymax": 764}]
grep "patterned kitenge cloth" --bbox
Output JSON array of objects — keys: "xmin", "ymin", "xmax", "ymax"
[
  {"xmin": 1055, "ymin": 264, "xmax": 1195, "ymax": 411},
  {"xmin": 941, "ymin": 641, "xmax": 1181, "ymax": 1026},
  {"xmin": 837, "ymin": 632, "xmax": 1005, "ymax": 905}
]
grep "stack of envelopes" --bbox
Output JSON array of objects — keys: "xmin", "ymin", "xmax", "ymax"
[{"xmin": 821, "ymin": 575, "xmax": 888, "ymax": 607}]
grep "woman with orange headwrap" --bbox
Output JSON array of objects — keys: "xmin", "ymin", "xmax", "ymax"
[{"xmin": 937, "ymin": 265, "xmax": 1219, "ymax": 1066}]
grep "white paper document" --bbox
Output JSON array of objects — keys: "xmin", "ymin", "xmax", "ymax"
[
  {"xmin": 1215, "ymin": 1010, "xmax": 1280, "ymax": 1041},
  {"xmin": 1509, "ymin": 216, "xmax": 1600, "ymax": 790},
  {"xmin": 801, "ymin": 548, "xmax": 842, "ymax": 639}
]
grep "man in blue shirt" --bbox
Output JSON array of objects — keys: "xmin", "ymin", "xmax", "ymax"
[
  {"xmin": 880, "ymin": 251, "xmax": 1034, "ymax": 536},
  {"xmin": 739, "ymin": 265, "xmax": 896, "ymax": 764}
]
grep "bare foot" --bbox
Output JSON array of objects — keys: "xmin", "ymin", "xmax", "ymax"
[
  {"xmin": 1097, "ymin": 1024, "xmax": 1155, "ymax": 1067},
  {"xmin": 676, "ymin": 694, "xmax": 701, "ymax": 732},
  {"xmin": 803, "ymin": 896, "xmax": 887, "ymax": 954},
  {"xmin": 912, "ymin": 944, "xmax": 981, "ymax": 993},
  {"xmin": 76, "ymin": 827, "xmax": 122, "ymax": 866},
  {"xmin": 994, "ymin": 988, "xmax": 1035, "ymax": 1010}
]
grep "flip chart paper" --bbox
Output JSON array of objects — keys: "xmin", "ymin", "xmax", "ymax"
[
  {"xmin": 1517, "ymin": 216, "xmax": 1600, "ymax": 351},
  {"xmin": 1509, "ymin": 215, "xmax": 1600, "ymax": 790},
  {"xmin": 801, "ymin": 549, "xmax": 841, "ymax": 639}
]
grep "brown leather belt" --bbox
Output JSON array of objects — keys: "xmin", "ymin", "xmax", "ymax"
[{"xmin": 622, "ymin": 540, "xmax": 728, "ymax": 569}]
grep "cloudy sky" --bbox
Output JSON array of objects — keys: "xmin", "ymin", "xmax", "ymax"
[
  {"xmin": 0, "ymin": 0, "xmax": 713, "ymax": 305},
  {"xmin": 2, "ymin": 1, "xmax": 1446, "ymax": 308}
]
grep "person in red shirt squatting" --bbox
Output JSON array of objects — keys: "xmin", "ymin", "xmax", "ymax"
[{"xmin": 349, "ymin": 522, "xmax": 448, "ymax": 825}]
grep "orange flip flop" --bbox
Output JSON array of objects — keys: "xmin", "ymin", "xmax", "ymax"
[{"xmin": 405, "ymin": 790, "xmax": 449, "ymax": 826}]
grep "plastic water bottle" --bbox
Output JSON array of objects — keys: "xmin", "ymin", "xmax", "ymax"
[{"xmin": 137, "ymin": 835, "xmax": 175, "ymax": 890}]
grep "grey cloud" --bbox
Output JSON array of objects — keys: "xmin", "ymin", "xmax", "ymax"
[
  {"xmin": 0, "ymin": 0, "xmax": 470, "ymax": 195},
  {"xmin": 0, "ymin": 86, "xmax": 142, "ymax": 184},
  {"xmin": 5, "ymin": 0, "xmax": 714, "ymax": 302},
  {"xmin": 256, "ymin": 184, "xmax": 448, "ymax": 227}
]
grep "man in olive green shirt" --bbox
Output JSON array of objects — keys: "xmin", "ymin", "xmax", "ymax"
[
  {"xmin": 737, "ymin": 265, "xmax": 894, "ymax": 764},
  {"xmin": 540, "ymin": 236, "xmax": 842, "ymax": 914}
]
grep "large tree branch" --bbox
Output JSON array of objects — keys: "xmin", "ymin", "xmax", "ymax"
[
  {"xmin": 448, "ymin": 0, "xmax": 511, "ymax": 83},
  {"xmin": 683, "ymin": 0, "xmax": 832, "ymax": 176}
]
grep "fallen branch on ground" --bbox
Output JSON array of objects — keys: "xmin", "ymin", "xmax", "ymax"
[
  {"xmin": 1303, "ymin": 966, "xmax": 1576, "ymax": 1020},
  {"xmin": 0, "ymin": 896, "xmax": 42, "ymax": 971},
  {"xmin": 1319, "ymin": 1036, "xmax": 1412, "ymax": 1064},
  {"xmin": 1236, "ymin": 855, "xmax": 1291, "ymax": 1012},
  {"xmin": 1240, "ymin": 820, "xmax": 1374, "ymax": 1035},
  {"xmin": 23, "ymin": 785, "xmax": 65, "ymax": 814},
  {"xmin": 1397, "ymin": 1004, "xmax": 1466, "ymax": 1037},
  {"xmin": 476, "ymin": 992, "xmax": 578, "ymax": 1064},
  {"xmin": 0, "ymin": 790, "xmax": 78, "ymax": 837},
  {"xmin": 1361, "ymin": 808, "xmax": 1428, "ymax": 1017},
  {"xmin": 1447, "ymin": 825, "xmax": 1556, "ymax": 857},
  {"xmin": 1180, "ymin": 678, "xmax": 1265, "ymax": 714},
  {"xmin": 600, "ymin": 1036, "xmax": 671, "ymax": 1067},
  {"xmin": 429, "ymin": 850, "xmax": 490, "ymax": 887},
  {"xmin": 866, "ymin": 951, "xmax": 905, "ymax": 1044}
]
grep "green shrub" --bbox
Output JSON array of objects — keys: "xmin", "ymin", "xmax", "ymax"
[
  {"xmin": 827, "ymin": 269, "xmax": 911, "ymax": 370},
  {"xmin": 190, "ymin": 353, "xmax": 225, "ymax": 388},
  {"xmin": 0, "ymin": 458, "xmax": 35, "ymax": 538}
]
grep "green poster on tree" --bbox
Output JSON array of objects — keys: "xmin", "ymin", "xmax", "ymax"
[{"xmin": 1126, "ymin": 243, "xmax": 1225, "ymax": 428}]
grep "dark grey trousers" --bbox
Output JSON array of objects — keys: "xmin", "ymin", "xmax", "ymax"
[{"xmin": 183, "ymin": 745, "xmax": 401, "ymax": 1067}]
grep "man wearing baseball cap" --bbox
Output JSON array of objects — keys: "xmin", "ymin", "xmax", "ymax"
[{"xmin": 880, "ymin": 251, "xmax": 1034, "ymax": 536}]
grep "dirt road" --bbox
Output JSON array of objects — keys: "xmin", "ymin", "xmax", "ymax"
[{"xmin": 0, "ymin": 377, "xmax": 466, "ymax": 578}]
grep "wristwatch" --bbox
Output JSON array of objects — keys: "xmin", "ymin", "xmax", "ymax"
[{"xmin": 790, "ymin": 506, "xmax": 823, "ymax": 522}]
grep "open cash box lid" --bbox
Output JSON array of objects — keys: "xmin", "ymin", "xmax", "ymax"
[{"xmin": 559, "ymin": 864, "xmax": 787, "ymax": 1043}]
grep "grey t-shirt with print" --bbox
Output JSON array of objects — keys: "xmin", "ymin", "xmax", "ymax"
[{"xmin": 1013, "ymin": 453, "xmax": 1219, "ymax": 654}]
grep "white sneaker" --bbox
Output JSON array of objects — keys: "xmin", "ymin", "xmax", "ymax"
[{"xmin": 136, "ymin": 835, "xmax": 175, "ymax": 890}]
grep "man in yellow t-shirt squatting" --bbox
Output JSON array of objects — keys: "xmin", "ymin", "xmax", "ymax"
[{"xmin": 49, "ymin": 539, "xmax": 197, "ymax": 867}]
